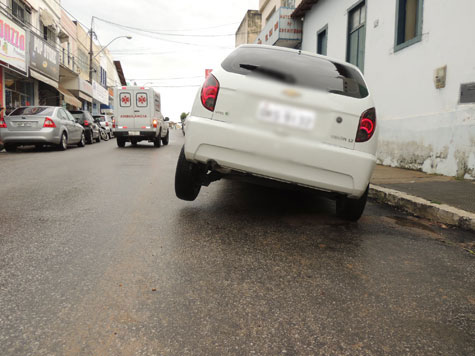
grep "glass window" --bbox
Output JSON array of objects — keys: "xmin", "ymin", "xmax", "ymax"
[
  {"xmin": 120, "ymin": 92, "xmax": 131, "ymax": 107},
  {"xmin": 10, "ymin": 107, "xmax": 55, "ymax": 116},
  {"xmin": 317, "ymin": 26, "xmax": 328, "ymax": 56},
  {"xmin": 347, "ymin": 1, "xmax": 366, "ymax": 72},
  {"xmin": 395, "ymin": 0, "xmax": 423, "ymax": 49},
  {"xmin": 221, "ymin": 46, "xmax": 368, "ymax": 99},
  {"xmin": 136, "ymin": 92, "xmax": 148, "ymax": 107}
]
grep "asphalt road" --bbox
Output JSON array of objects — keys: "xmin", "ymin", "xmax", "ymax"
[{"xmin": 0, "ymin": 131, "xmax": 474, "ymax": 356}]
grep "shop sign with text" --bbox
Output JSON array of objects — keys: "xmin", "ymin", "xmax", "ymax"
[
  {"xmin": 0, "ymin": 13, "xmax": 27, "ymax": 73},
  {"xmin": 29, "ymin": 32, "xmax": 59, "ymax": 81}
]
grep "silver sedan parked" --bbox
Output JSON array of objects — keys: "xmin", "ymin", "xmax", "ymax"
[{"xmin": 0, "ymin": 106, "xmax": 86, "ymax": 152}]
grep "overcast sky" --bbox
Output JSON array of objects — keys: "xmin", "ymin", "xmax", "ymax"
[{"xmin": 61, "ymin": 0, "xmax": 260, "ymax": 122}]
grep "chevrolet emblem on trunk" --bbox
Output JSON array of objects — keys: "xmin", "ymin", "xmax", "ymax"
[{"xmin": 282, "ymin": 89, "xmax": 301, "ymax": 97}]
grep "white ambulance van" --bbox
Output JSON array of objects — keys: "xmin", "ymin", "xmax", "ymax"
[{"xmin": 113, "ymin": 86, "xmax": 169, "ymax": 147}]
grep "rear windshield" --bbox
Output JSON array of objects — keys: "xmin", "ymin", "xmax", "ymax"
[
  {"xmin": 221, "ymin": 47, "xmax": 369, "ymax": 99},
  {"xmin": 9, "ymin": 107, "xmax": 55, "ymax": 116},
  {"xmin": 93, "ymin": 115, "xmax": 106, "ymax": 122},
  {"xmin": 70, "ymin": 112, "xmax": 86, "ymax": 122}
]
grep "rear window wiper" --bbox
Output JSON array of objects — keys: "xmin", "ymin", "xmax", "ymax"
[{"xmin": 239, "ymin": 64, "xmax": 296, "ymax": 84}]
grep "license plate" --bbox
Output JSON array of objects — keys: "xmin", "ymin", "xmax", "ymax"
[
  {"xmin": 129, "ymin": 131, "xmax": 140, "ymax": 136},
  {"xmin": 257, "ymin": 101, "xmax": 316, "ymax": 130},
  {"xmin": 16, "ymin": 122, "xmax": 33, "ymax": 127}
]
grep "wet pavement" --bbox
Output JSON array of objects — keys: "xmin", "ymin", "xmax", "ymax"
[{"xmin": 1, "ymin": 131, "xmax": 474, "ymax": 355}]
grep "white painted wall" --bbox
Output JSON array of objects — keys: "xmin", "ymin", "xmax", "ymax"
[{"xmin": 301, "ymin": 0, "xmax": 475, "ymax": 179}]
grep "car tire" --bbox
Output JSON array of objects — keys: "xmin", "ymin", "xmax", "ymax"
[
  {"xmin": 336, "ymin": 185, "xmax": 369, "ymax": 221},
  {"xmin": 154, "ymin": 130, "xmax": 161, "ymax": 148},
  {"xmin": 4, "ymin": 144, "xmax": 17, "ymax": 152},
  {"xmin": 175, "ymin": 146, "xmax": 203, "ymax": 201},
  {"xmin": 58, "ymin": 132, "xmax": 68, "ymax": 151},
  {"xmin": 78, "ymin": 132, "xmax": 86, "ymax": 147},
  {"xmin": 87, "ymin": 130, "xmax": 94, "ymax": 144},
  {"xmin": 117, "ymin": 137, "xmax": 126, "ymax": 147},
  {"xmin": 162, "ymin": 130, "xmax": 169, "ymax": 145}
]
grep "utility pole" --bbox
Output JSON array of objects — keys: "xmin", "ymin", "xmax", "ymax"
[{"xmin": 88, "ymin": 16, "xmax": 94, "ymax": 83}]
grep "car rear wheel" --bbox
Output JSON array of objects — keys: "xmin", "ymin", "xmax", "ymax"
[
  {"xmin": 336, "ymin": 185, "xmax": 369, "ymax": 221},
  {"xmin": 58, "ymin": 132, "xmax": 68, "ymax": 151},
  {"xmin": 87, "ymin": 130, "xmax": 94, "ymax": 144},
  {"xmin": 117, "ymin": 137, "xmax": 126, "ymax": 147},
  {"xmin": 4, "ymin": 144, "xmax": 17, "ymax": 152},
  {"xmin": 175, "ymin": 146, "xmax": 203, "ymax": 201},
  {"xmin": 78, "ymin": 132, "xmax": 86, "ymax": 147},
  {"xmin": 162, "ymin": 130, "xmax": 169, "ymax": 145}
]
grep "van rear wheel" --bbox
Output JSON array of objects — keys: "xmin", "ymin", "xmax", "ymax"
[
  {"xmin": 162, "ymin": 130, "xmax": 169, "ymax": 145},
  {"xmin": 154, "ymin": 132, "xmax": 161, "ymax": 147},
  {"xmin": 175, "ymin": 146, "xmax": 202, "ymax": 201},
  {"xmin": 117, "ymin": 137, "xmax": 126, "ymax": 147}
]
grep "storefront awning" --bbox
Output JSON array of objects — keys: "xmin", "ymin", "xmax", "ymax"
[
  {"xmin": 78, "ymin": 91, "xmax": 92, "ymax": 103},
  {"xmin": 58, "ymin": 85, "xmax": 81, "ymax": 107},
  {"xmin": 40, "ymin": 8, "xmax": 56, "ymax": 28},
  {"xmin": 30, "ymin": 69, "xmax": 58, "ymax": 89}
]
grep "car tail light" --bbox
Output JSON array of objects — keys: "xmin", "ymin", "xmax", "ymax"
[
  {"xmin": 0, "ymin": 117, "xmax": 7, "ymax": 128},
  {"xmin": 152, "ymin": 119, "xmax": 158, "ymax": 128},
  {"xmin": 356, "ymin": 108, "xmax": 376, "ymax": 143},
  {"xmin": 43, "ymin": 117, "xmax": 56, "ymax": 128},
  {"xmin": 112, "ymin": 119, "xmax": 115, "ymax": 128},
  {"xmin": 84, "ymin": 120, "xmax": 89, "ymax": 126},
  {"xmin": 201, "ymin": 74, "xmax": 219, "ymax": 112}
]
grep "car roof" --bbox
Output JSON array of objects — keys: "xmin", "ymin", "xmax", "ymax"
[{"xmin": 236, "ymin": 44, "xmax": 362, "ymax": 73}]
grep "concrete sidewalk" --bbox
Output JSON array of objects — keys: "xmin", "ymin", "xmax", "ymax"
[{"xmin": 370, "ymin": 165, "xmax": 475, "ymax": 232}]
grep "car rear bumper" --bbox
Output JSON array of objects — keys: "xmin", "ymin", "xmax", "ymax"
[
  {"xmin": 0, "ymin": 128, "xmax": 60, "ymax": 145},
  {"xmin": 114, "ymin": 130, "xmax": 157, "ymax": 139},
  {"xmin": 184, "ymin": 116, "xmax": 377, "ymax": 198}
]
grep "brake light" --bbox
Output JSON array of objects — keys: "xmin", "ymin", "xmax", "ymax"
[
  {"xmin": 0, "ymin": 118, "xmax": 6, "ymax": 128},
  {"xmin": 43, "ymin": 117, "xmax": 56, "ymax": 128},
  {"xmin": 84, "ymin": 120, "xmax": 89, "ymax": 126},
  {"xmin": 112, "ymin": 119, "xmax": 115, "ymax": 128},
  {"xmin": 201, "ymin": 74, "xmax": 219, "ymax": 111},
  {"xmin": 152, "ymin": 119, "xmax": 158, "ymax": 128},
  {"xmin": 356, "ymin": 108, "xmax": 376, "ymax": 143}
]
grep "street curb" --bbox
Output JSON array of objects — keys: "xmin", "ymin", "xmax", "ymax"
[{"xmin": 369, "ymin": 185, "xmax": 475, "ymax": 232}]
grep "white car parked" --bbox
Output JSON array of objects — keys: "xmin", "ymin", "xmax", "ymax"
[{"xmin": 175, "ymin": 45, "xmax": 378, "ymax": 221}]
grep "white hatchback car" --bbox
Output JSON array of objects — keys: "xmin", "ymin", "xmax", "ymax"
[{"xmin": 175, "ymin": 45, "xmax": 378, "ymax": 221}]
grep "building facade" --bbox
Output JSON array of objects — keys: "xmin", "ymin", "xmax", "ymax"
[
  {"xmin": 0, "ymin": 0, "xmax": 123, "ymax": 120},
  {"xmin": 235, "ymin": 10, "xmax": 261, "ymax": 47},
  {"xmin": 293, "ymin": 0, "xmax": 475, "ymax": 179}
]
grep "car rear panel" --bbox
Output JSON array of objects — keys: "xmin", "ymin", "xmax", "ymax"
[
  {"xmin": 210, "ymin": 70, "xmax": 369, "ymax": 150},
  {"xmin": 4, "ymin": 115, "xmax": 49, "ymax": 132},
  {"xmin": 185, "ymin": 46, "xmax": 377, "ymax": 198}
]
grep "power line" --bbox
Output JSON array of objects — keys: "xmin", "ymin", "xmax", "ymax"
[{"xmin": 94, "ymin": 17, "xmax": 240, "ymax": 35}]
